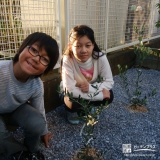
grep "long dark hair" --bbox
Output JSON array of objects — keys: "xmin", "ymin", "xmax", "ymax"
[
  {"xmin": 63, "ymin": 25, "xmax": 104, "ymax": 59},
  {"xmin": 13, "ymin": 32, "xmax": 59, "ymax": 75}
]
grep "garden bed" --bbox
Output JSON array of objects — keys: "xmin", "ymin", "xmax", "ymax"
[{"xmin": 0, "ymin": 68, "xmax": 160, "ymax": 160}]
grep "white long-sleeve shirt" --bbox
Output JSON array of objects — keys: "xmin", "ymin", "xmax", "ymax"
[{"xmin": 60, "ymin": 52, "xmax": 114, "ymax": 101}]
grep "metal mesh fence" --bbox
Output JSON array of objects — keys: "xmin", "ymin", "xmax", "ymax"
[
  {"xmin": 1, "ymin": 0, "xmax": 160, "ymax": 61},
  {"xmin": 65, "ymin": 0, "xmax": 107, "ymax": 51},
  {"xmin": 65, "ymin": 0, "xmax": 160, "ymax": 53},
  {"xmin": 0, "ymin": 0, "xmax": 61, "ymax": 68},
  {"xmin": 66, "ymin": 0, "xmax": 106, "ymax": 48}
]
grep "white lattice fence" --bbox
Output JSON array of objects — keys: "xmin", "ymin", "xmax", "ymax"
[
  {"xmin": 65, "ymin": 0, "xmax": 107, "ymax": 51},
  {"xmin": 0, "ymin": 0, "xmax": 61, "ymax": 68},
  {"xmin": 65, "ymin": 0, "xmax": 160, "ymax": 53},
  {"xmin": 107, "ymin": 0, "xmax": 129, "ymax": 49},
  {"xmin": 1, "ymin": 0, "xmax": 160, "ymax": 62}
]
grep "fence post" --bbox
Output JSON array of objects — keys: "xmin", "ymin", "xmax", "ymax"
[{"xmin": 104, "ymin": 0, "xmax": 110, "ymax": 53}]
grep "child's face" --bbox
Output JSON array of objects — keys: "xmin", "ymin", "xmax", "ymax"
[
  {"xmin": 71, "ymin": 35, "xmax": 94, "ymax": 62},
  {"xmin": 18, "ymin": 43, "xmax": 49, "ymax": 76}
]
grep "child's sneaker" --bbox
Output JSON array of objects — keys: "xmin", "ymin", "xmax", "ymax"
[
  {"xmin": 67, "ymin": 111, "xmax": 80, "ymax": 124},
  {"xmin": 28, "ymin": 150, "xmax": 45, "ymax": 160}
]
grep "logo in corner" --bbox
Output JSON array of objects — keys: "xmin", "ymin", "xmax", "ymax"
[{"xmin": 122, "ymin": 144, "xmax": 132, "ymax": 153}]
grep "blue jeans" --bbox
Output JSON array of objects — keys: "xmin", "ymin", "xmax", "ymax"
[{"xmin": 0, "ymin": 103, "xmax": 46, "ymax": 156}]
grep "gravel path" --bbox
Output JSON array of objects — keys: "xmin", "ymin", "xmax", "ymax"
[{"xmin": 1, "ymin": 68, "xmax": 160, "ymax": 160}]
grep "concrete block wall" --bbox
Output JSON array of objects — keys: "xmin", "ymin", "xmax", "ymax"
[
  {"xmin": 41, "ymin": 73, "xmax": 61, "ymax": 113},
  {"xmin": 107, "ymin": 49, "xmax": 136, "ymax": 76}
]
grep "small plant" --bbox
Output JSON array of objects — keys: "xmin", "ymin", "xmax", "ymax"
[
  {"xmin": 133, "ymin": 24, "xmax": 153, "ymax": 67},
  {"xmin": 155, "ymin": 3, "xmax": 160, "ymax": 28},
  {"xmin": 117, "ymin": 64, "xmax": 156, "ymax": 112},
  {"xmin": 117, "ymin": 24, "xmax": 157, "ymax": 112},
  {"xmin": 61, "ymin": 76, "xmax": 108, "ymax": 160},
  {"xmin": 0, "ymin": 5, "xmax": 24, "ymax": 58}
]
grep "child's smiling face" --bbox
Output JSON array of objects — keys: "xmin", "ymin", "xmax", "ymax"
[
  {"xmin": 16, "ymin": 43, "xmax": 50, "ymax": 78},
  {"xmin": 71, "ymin": 35, "xmax": 94, "ymax": 62}
]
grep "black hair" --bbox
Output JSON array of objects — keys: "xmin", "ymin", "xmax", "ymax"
[
  {"xmin": 64, "ymin": 25, "xmax": 104, "ymax": 59},
  {"xmin": 13, "ymin": 32, "xmax": 59, "ymax": 75}
]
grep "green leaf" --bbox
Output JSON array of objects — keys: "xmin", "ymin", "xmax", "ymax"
[
  {"xmin": 152, "ymin": 88, "xmax": 157, "ymax": 95},
  {"xmin": 91, "ymin": 84, "xmax": 97, "ymax": 89},
  {"xmin": 94, "ymin": 92, "xmax": 100, "ymax": 96}
]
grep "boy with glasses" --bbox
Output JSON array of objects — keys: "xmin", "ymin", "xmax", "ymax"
[{"xmin": 0, "ymin": 32, "xmax": 59, "ymax": 160}]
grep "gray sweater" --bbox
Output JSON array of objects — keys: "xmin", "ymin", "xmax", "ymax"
[{"xmin": 0, "ymin": 60, "xmax": 48, "ymax": 135}]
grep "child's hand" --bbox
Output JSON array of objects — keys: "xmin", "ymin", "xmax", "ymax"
[
  {"xmin": 102, "ymin": 89, "xmax": 110, "ymax": 100},
  {"xmin": 41, "ymin": 132, "xmax": 53, "ymax": 148},
  {"xmin": 79, "ymin": 82, "xmax": 89, "ymax": 92}
]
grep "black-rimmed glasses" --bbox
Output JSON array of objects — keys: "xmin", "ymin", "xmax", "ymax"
[{"xmin": 27, "ymin": 46, "xmax": 49, "ymax": 66}]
